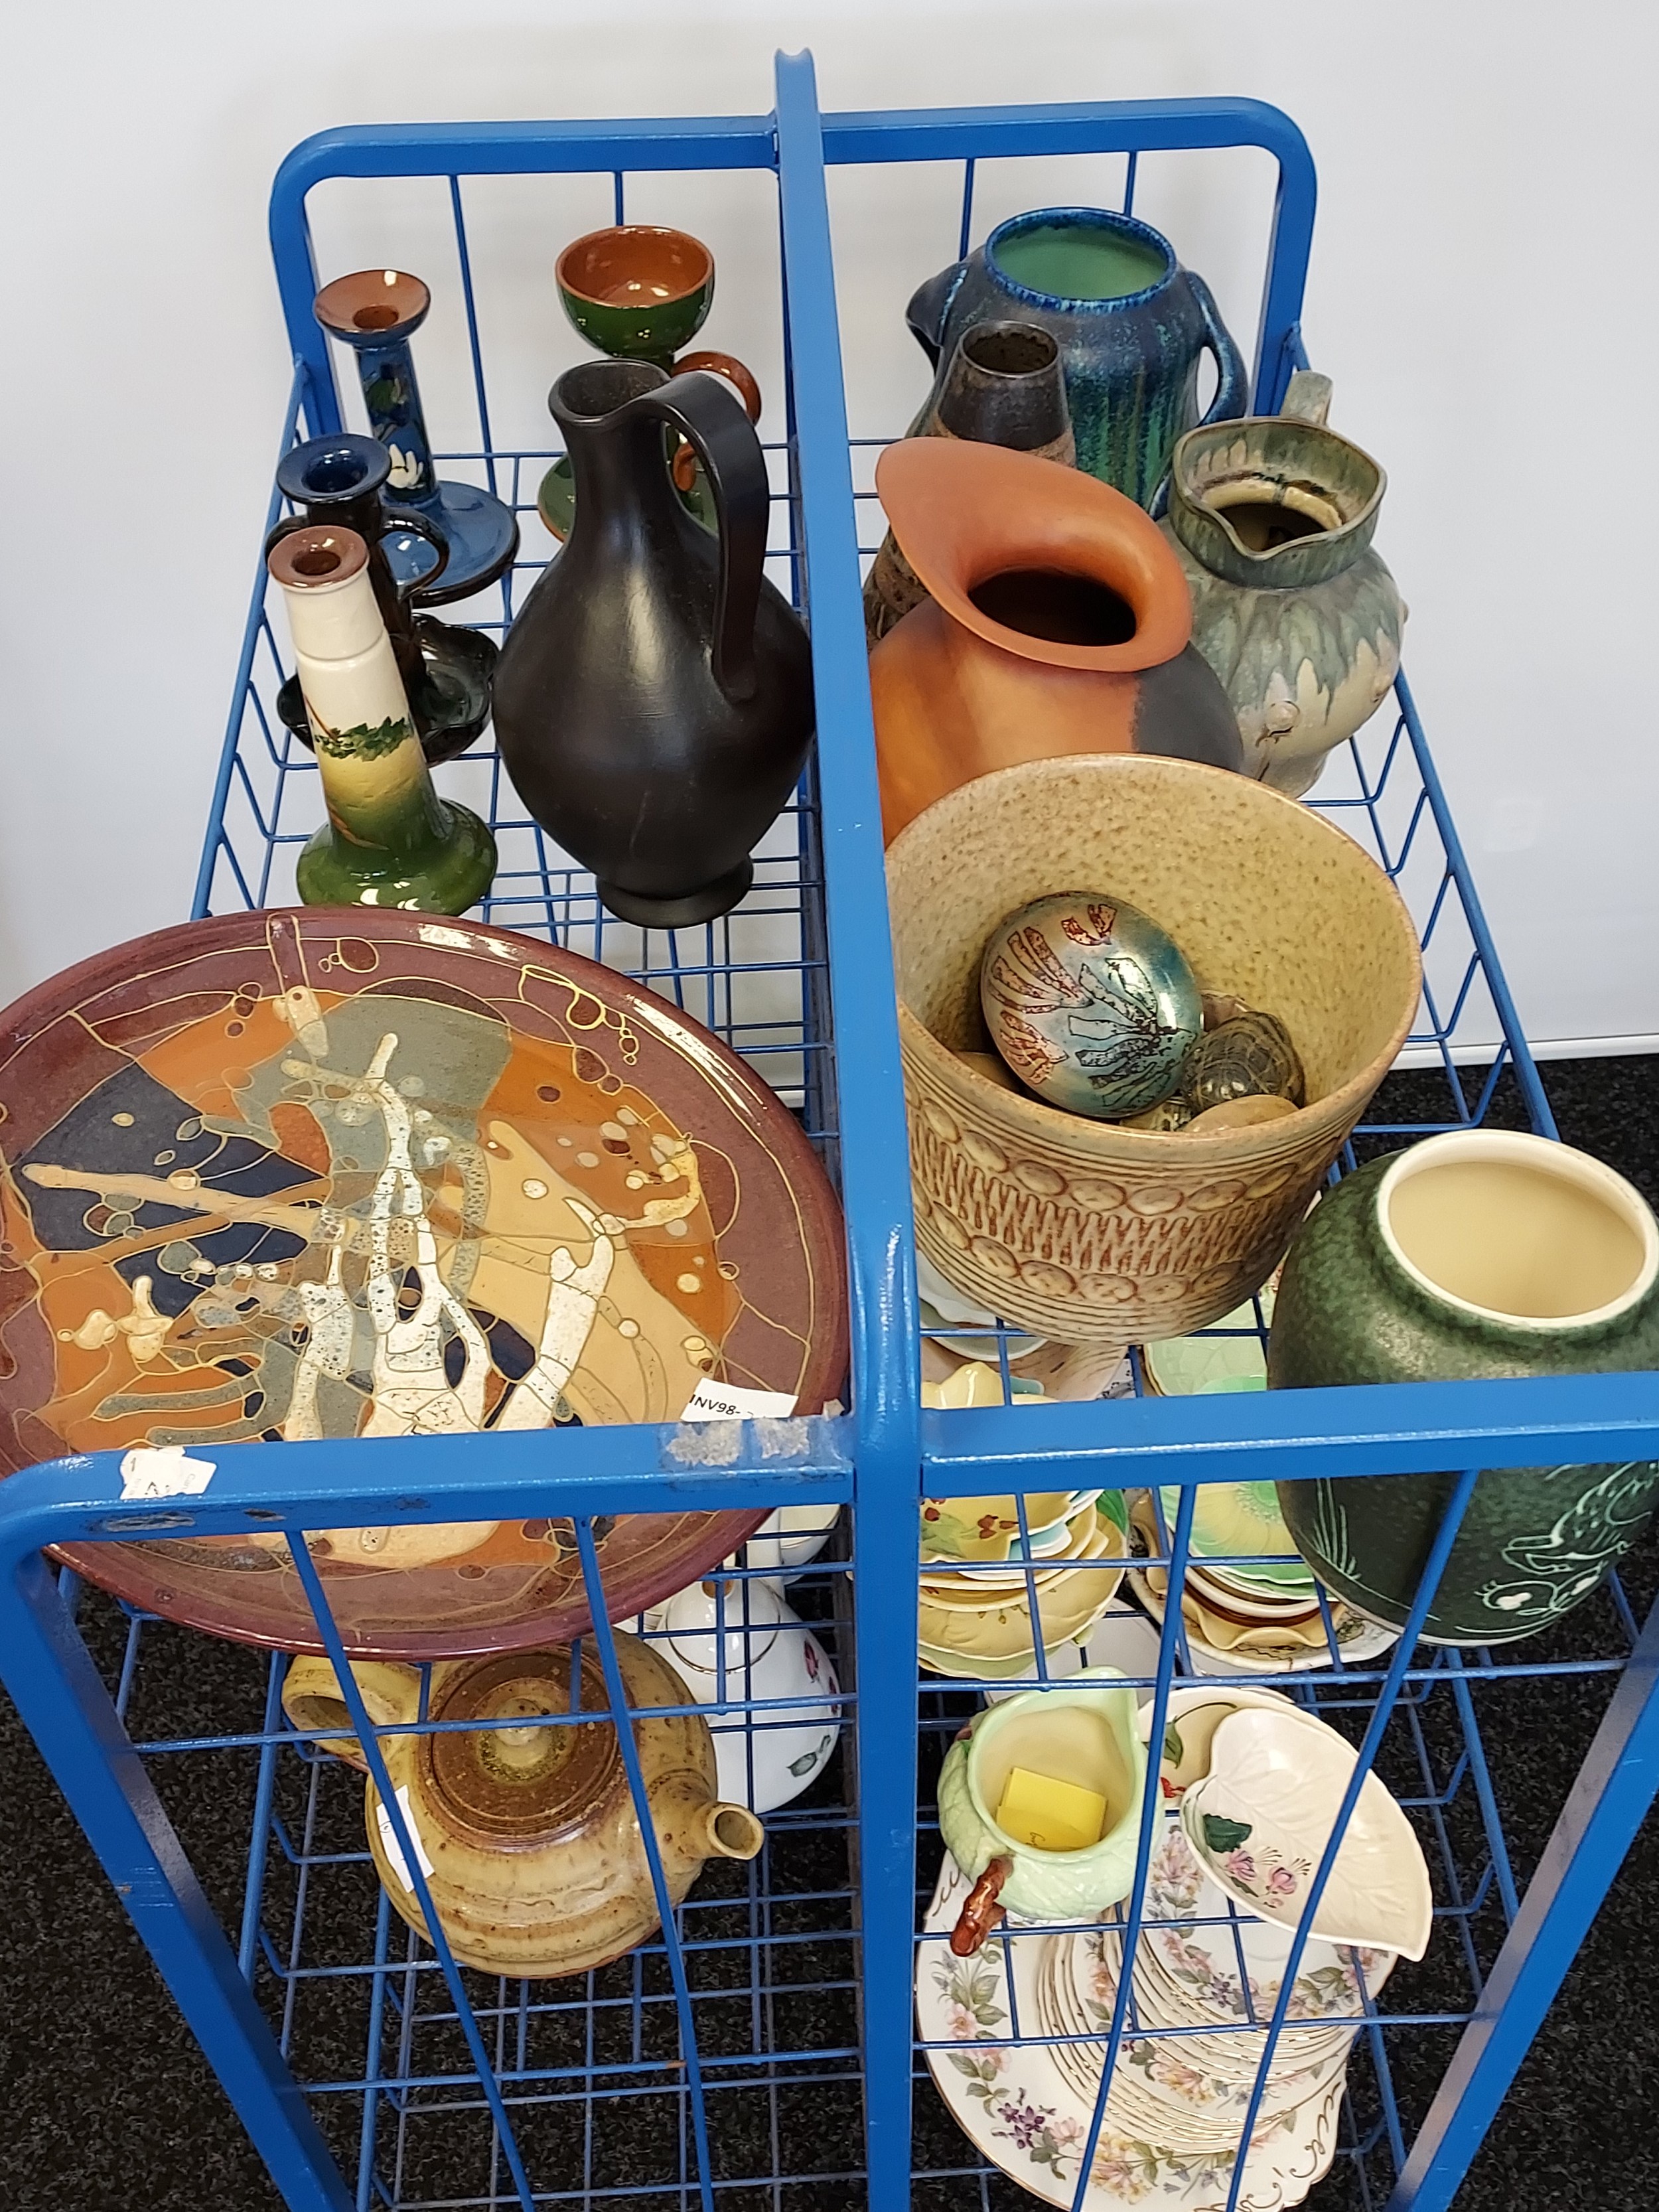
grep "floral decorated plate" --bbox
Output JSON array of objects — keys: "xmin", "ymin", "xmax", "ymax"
[
  {"xmin": 1133, "ymin": 1822, "xmax": 1392, "ymax": 2055},
  {"xmin": 918, "ymin": 1854, "xmax": 1348, "ymax": 2210},
  {"xmin": 0, "ymin": 909, "xmax": 847, "ymax": 1657},
  {"xmin": 1042, "ymin": 1924, "xmax": 1342, "ymax": 2142}
]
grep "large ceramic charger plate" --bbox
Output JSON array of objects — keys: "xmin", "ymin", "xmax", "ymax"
[{"xmin": 0, "ymin": 909, "xmax": 847, "ymax": 1657}]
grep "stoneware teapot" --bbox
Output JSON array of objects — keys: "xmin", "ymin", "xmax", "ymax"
[
  {"xmin": 282, "ymin": 1635, "xmax": 764, "ymax": 1978},
  {"xmin": 904, "ymin": 206, "xmax": 1248, "ymax": 504},
  {"xmin": 1269, "ymin": 1129, "xmax": 1659, "ymax": 1643},
  {"xmin": 936, "ymin": 1665, "xmax": 1147, "ymax": 1953},
  {"xmin": 1161, "ymin": 372, "xmax": 1406, "ymax": 797}
]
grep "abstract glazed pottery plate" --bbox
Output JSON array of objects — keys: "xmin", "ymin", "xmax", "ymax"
[{"xmin": 0, "ymin": 909, "xmax": 847, "ymax": 1657}]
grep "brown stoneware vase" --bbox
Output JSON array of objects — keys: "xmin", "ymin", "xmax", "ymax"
[
  {"xmin": 863, "ymin": 320, "xmax": 1076, "ymax": 646},
  {"xmin": 869, "ymin": 440, "xmax": 1241, "ymax": 843},
  {"xmin": 285, "ymin": 1636, "xmax": 764, "ymax": 1978}
]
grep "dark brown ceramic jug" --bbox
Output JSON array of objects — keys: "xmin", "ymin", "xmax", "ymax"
[{"xmin": 493, "ymin": 361, "xmax": 815, "ymax": 928}]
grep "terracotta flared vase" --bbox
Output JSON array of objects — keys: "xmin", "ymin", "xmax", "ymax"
[{"xmin": 869, "ymin": 439, "xmax": 1241, "ymax": 843}]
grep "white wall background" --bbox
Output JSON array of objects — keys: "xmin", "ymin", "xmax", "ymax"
[{"xmin": 2, "ymin": 0, "xmax": 1654, "ymax": 1054}]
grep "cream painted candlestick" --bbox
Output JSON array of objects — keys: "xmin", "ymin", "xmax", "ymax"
[{"xmin": 268, "ymin": 524, "xmax": 496, "ymax": 913}]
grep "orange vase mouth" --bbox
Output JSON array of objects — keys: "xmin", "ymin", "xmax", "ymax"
[{"xmin": 873, "ymin": 438, "xmax": 1192, "ymax": 672}]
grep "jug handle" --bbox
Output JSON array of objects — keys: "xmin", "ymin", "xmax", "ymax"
[
  {"xmin": 1279, "ymin": 368, "xmax": 1333, "ymax": 426},
  {"xmin": 950, "ymin": 1855, "xmax": 1013, "ymax": 1956},
  {"xmin": 628, "ymin": 370, "xmax": 768, "ymax": 703},
  {"xmin": 904, "ymin": 259, "xmax": 969, "ymax": 368},
  {"xmin": 265, "ymin": 505, "xmax": 449, "ymax": 599},
  {"xmin": 281, "ymin": 1655, "xmax": 423, "ymax": 1773},
  {"xmin": 1185, "ymin": 269, "xmax": 1250, "ymax": 428}
]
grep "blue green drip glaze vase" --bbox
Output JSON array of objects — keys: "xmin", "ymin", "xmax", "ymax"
[
  {"xmin": 1269, "ymin": 1130, "xmax": 1659, "ymax": 1645},
  {"xmin": 905, "ymin": 206, "xmax": 1248, "ymax": 506}
]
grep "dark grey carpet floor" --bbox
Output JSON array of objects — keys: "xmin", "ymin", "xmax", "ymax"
[{"xmin": 2, "ymin": 1054, "xmax": 1656, "ymax": 2211}]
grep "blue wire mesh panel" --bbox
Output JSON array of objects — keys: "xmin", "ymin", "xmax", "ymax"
[{"xmin": 27, "ymin": 103, "xmax": 872, "ymax": 2212}]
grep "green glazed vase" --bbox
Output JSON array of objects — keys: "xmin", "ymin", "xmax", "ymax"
[
  {"xmin": 1269, "ymin": 1130, "xmax": 1659, "ymax": 1645},
  {"xmin": 1161, "ymin": 372, "xmax": 1405, "ymax": 800},
  {"xmin": 269, "ymin": 525, "xmax": 496, "ymax": 915}
]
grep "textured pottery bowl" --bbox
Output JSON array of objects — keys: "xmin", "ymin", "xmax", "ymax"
[
  {"xmin": 887, "ymin": 755, "xmax": 1420, "ymax": 1344},
  {"xmin": 1181, "ymin": 1707, "xmax": 1433, "ymax": 1958}
]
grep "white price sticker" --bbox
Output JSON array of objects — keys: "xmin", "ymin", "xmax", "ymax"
[
  {"xmin": 679, "ymin": 1380, "xmax": 798, "ymax": 1422},
  {"xmin": 375, "ymin": 1783, "xmax": 435, "ymax": 1890},
  {"xmin": 119, "ymin": 1445, "xmax": 217, "ymax": 1500}
]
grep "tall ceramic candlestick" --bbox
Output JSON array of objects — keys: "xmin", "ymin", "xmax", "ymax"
[
  {"xmin": 313, "ymin": 269, "xmax": 520, "ymax": 606},
  {"xmin": 268, "ymin": 525, "xmax": 497, "ymax": 914}
]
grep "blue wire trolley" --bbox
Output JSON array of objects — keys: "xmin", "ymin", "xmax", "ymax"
[{"xmin": 1, "ymin": 50, "xmax": 1658, "ymax": 2212}]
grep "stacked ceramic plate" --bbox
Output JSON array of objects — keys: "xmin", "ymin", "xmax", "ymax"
[
  {"xmin": 918, "ymin": 1824, "xmax": 1386, "ymax": 2211},
  {"xmin": 1126, "ymin": 1492, "xmax": 1398, "ymax": 1675},
  {"xmin": 918, "ymin": 1492, "xmax": 1131, "ymax": 1680}
]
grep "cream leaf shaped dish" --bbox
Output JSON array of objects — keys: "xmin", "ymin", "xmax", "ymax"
[{"xmin": 1180, "ymin": 1707, "xmax": 1432, "ymax": 1959}]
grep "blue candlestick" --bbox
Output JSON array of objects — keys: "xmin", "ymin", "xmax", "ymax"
[{"xmin": 314, "ymin": 268, "xmax": 518, "ymax": 607}]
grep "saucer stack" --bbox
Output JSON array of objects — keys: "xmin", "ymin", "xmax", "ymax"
[
  {"xmin": 917, "ymin": 1825, "xmax": 1385, "ymax": 2210},
  {"xmin": 1126, "ymin": 1491, "xmax": 1398, "ymax": 1674},
  {"xmin": 1039, "ymin": 1818, "xmax": 1388, "ymax": 2160},
  {"xmin": 918, "ymin": 1491, "xmax": 1129, "ymax": 1680}
]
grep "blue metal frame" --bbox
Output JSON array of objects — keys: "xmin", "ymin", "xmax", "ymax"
[{"xmin": 0, "ymin": 48, "xmax": 1655, "ymax": 2212}]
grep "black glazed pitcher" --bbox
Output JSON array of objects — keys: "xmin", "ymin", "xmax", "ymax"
[{"xmin": 493, "ymin": 361, "xmax": 814, "ymax": 927}]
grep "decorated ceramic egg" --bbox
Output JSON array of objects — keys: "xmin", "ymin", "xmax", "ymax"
[
  {"xmin": 979, "ymin": 891, "xmax": 1202, "ymax": 1118},
  {"xmin": 1183, "ymin": 1008, "xmax": 1305, "ymax": 1116}
]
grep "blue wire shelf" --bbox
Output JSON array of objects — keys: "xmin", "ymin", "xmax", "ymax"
[{"xmin": 2, "ymin": 54, "xmax": 1658, "ymax": 2212}]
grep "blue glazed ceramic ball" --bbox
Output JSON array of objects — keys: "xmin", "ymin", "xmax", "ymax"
[{"xmin": 979, "ymin": 891, "xmax": 1202, "ymax": 1118}]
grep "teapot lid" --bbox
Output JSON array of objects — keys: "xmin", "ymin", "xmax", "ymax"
[{"xmin": 419, "ymin": 1650, "xmax": 623, "ymax": 1845}]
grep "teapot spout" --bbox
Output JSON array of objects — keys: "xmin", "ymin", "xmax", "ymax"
[{"xmin": 701, "ymin": 1801, "xmax": 766, "ymax": 1862}]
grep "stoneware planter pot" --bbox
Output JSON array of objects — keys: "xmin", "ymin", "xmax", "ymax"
[
  {"xmin": 869, "ymin": 439, "xmax": 1240, "ymax": 843},
  {"xmin": 1161, "ymin": 372, "xmax": 1406, "ymax": 798},
  {"xmin": 1269, "ymin": 1130, "xmax": 1659, "ymax": 1644},
  {"xmin": 887, "ymin": 754, "xmax": 1420, "ymax": 1346},
  {"xmin": 904, "ymin": 205, "xmax": 1248, "ymax": 502}
]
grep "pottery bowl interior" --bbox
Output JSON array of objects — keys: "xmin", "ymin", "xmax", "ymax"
[
  {"xmin": 968, "ymin": 1678, "xmax": 1141, "ymax": 1848},
  {"xmin": 1173, "ymin": 417, "xmax": 1386, "ymax": 562},
  {"xmin": 985, "ymin": 206, "xmax": 1174, "ymax": 307},
  {"xmin": 557, "ymin": 226, "xmax": 713, "ymax": 356},
  {"xmin": 1379, "ymin": 1131, "xmax": 1658, "ymax": 1326},
  {"xmin": 887, "ymin": 754, "xmax": 1421, "ymax": 1341}
]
